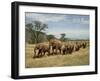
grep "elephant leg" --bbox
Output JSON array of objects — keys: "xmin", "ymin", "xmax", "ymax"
[
  {"xmin": 40, "ymin": 51, "xmax": 43, "ymax": 57},
  {"xmin": 33, "ymin": 50, "xmax": 36, "ymax": 58},
  {"xmin": 59, "ymin": 48, "xmax": 61, "ymax": 54},
  {"xmin": 51, "ymin": 47, "xmax": 54, "ymax": 55},
  {"xmin": 33, "ymin": 49, "xmax": 37, "ymax": 58},
  {"xmin": 52, "ymin": 49, "xmax": 54, "ymax": 55},
  {"xmin": 38, "ymin": 50, "xmax": 42, "ymax": 57},
  {"xmin": 48, "ymin": 50, "xmax": 50, "ymax": 56},
  {"xmin": 63, "ymin": 49, "xmax": 65, "ymax": 55},
  {"xmin": 55, "ymin": 48, "xmax": 57, "ymax": 55},
  {"xmin": 43, "ymin": 51, "xmax": 45, "ymax": 56},
  {"xmin": 50, "ymin": 46, "xmax": 53, "ymax": 55}
]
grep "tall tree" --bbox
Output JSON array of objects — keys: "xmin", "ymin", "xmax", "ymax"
[
  {"xmin": 26, "ymin": 21, "xmax": 49, "ymax": 43},
  {"xmin": 25, "ymin": 23, "xmax": 34, "ymax": 43},
  {"xmin": 25, "ymin": 23, "xmax": 33, "ymax": 30},
  {"xmin": 32, "ymin": 21, "xmax": 48, "ymax": 43}
]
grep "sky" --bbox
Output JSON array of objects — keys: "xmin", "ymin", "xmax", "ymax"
[{"xmin": 25, "ymin": 12, "xmax": 89, "ymax": 40}]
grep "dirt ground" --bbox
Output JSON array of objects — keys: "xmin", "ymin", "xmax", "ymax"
[{"xmin": 25, "ymin": 42, "xmax": 89, "ymax": 68}]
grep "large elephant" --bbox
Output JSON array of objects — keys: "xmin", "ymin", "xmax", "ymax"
[{"xmin": 49, "ymin": 39, "xmax": 62, "ymax": 55}]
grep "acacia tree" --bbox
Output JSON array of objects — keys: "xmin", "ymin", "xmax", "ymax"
[
  {"xmin": 25, "ymin": 23, "xmax": 33, "ymax": 33},
  {"xmin": 60, "ymin": 33, "xmax": 66, "ymax": 41},
  {"xmin": 32, "ymin": 21, "xmax": 48, "ymax": 43},
  {"xmin": 25, "ymin": 23, "xmax": 34, "ymax": 43},
  {"xmin": 26, "ymin": 21, "xmax": 48, "ymax": 43}
]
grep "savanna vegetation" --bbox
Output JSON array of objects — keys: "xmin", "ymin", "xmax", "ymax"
[{"xmin": 25, "ymin": 20, "xmax": 89, "ymax": 68}]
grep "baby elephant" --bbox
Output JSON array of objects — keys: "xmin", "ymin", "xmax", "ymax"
[{"xmin": 33, "ymin": 43, "xmax": 50, "ymax": 58}]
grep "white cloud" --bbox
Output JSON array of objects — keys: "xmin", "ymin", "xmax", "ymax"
[
  {"xmin": 63, "ymin": 15, "xmax": 89, "ymax": 24},
  {"xmin": 25, "ymin": 13, "xmax": 89, "ymax": 39},
  {"xmin": 81, "ymin": 18, "xmax": 89, "ymax": 24},
  {"xmin": 25, "ymin": 13, "xmax": 66, "ymax": 23},
  {"xmin": 26, "ymin": 13, "xmax": 89, "ymax": 25}
]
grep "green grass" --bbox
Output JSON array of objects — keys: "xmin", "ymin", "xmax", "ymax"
[{"xmin": 25, "ymin": 44, "xmax": 89, "ymax": 68}]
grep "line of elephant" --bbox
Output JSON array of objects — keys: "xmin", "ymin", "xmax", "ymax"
[{"xmin": 33, "ymin": 39, "xmax": 88, "ymax": 58}]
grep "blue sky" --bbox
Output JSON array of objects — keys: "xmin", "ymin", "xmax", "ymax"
[{"xmin": 25, "ymin": 12, "xmax": 89, "ymax": 40}]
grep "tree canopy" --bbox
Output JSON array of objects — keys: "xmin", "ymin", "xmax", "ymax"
[{"xmin": 25, "ymin": 20, "xmax": 48, "ymax": 44}]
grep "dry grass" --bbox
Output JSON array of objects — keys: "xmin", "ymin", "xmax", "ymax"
[{"xmin": 25, "ymin": 42, "xmax": 89, "ymax": 68}]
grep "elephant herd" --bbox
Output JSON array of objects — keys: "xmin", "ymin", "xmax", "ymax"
[{"xmin": 33, "ymin": 39, "xmax": 88, "ymax": 58}]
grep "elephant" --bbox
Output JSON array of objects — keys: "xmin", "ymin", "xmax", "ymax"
[
  {"xmin": 81, "ymin": 42, "xmax": 87, "ymax": 48},
  {"xmin": 49, "ymin": 39, "xmax": 62, "ymax": 55},
  {"xmin": 33, "ymin": 43, "xmax": 50, "ymax": 58},
  {"xmin": 61, "ymin": 43, "xmax": 74, "ymax": 55},
  {"xmin": 61, "ymin": 44, "xmax": 67, "ymax": 55}
]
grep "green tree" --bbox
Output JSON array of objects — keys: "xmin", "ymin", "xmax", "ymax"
[
  {"xmin": 25, "ymin": 23, "xmax": 35, "ymax": 43},
  {"xmin": 60, "ymin": 33, "xmax": 66, "ymax": 41},
  {"xmin": 47, "ymin": 34, "xmax": 56, "ymax": 41},
  {"xmin": 25, "ymin": 23, "xmax": 33, "ymax": 30},
  {"xmin": 25, "ymin": 21, "xmax": 48, "ymax": 44},
  {"xmin": 33, "ymin": 21, "xmax": 48, "ymax": 43}
]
